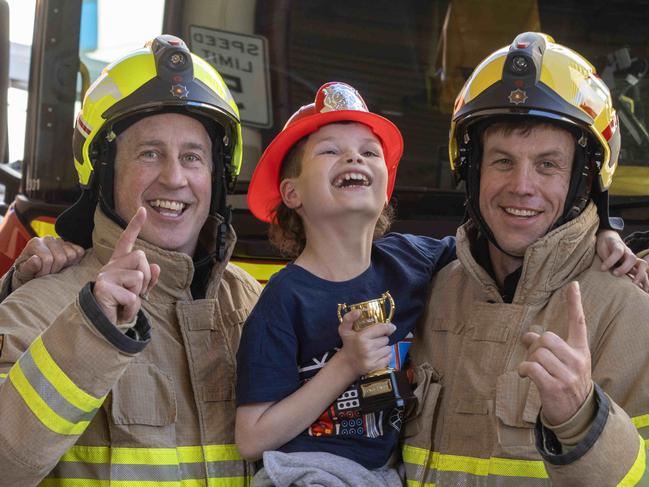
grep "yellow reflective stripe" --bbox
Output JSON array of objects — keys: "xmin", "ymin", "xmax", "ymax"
[
  {"xmin": 40, "ymin": 482, "xmax": 209, "ymax": 487},
  {"xmin": 31, "ymin": 336, "xmax": 105, "ymax": 412},
  {"xmin": 403, "ymin": 444, "xmax": 429, "ymax": 467},
  {"xmin": 232, "ymin": 261, "xmax": 285, "ymax": 283},
  {"xmin": 202, "ymin": 444, "xmax": 243, "ymax": 462},
  {"xmin": 403, "ymin": 445, "xmax": 548, "ymax": 478},
  {"xmin": 617, "ymin": 435, "xmax": 647, "ymax": 487},
  {"xmin": 406, "ymin": 481, "xmax": 435, "ymax": 487},
  {"xmin": 633, "ymin": 415, "xmax": 649, "ymax": 430},
  {"xmin": 9, "ymin": 362, "xmax": 88, "ymax": 435},
  {"xmin": 60, "ymin": 444, "xmax": 244, "ymax": 464},
  {"xmin": 60, "ymin": 445, "xmax": 179, "ymax": 464},
  {"xmin": 40, "ymin": 478, "xmax": 246, "ymax": 487},
  {"xmin": 39, "ymin": 480, "xmax": 110, "ymax": 487}
]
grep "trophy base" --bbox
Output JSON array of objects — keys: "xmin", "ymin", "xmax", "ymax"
[{"xmin": 358, "ymin": 368, "xmax": 415, "ymax": 414}]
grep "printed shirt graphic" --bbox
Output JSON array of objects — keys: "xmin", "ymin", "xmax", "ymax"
[{"xmin": 301, "ymin": 335, "xmax": 413, "ymax": 439}]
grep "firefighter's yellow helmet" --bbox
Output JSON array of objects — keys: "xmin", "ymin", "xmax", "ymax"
[
  {"xmin": 73, "ymin": 34, "xmax": 242, "ymax": 188},
  {"xmin": 449, "ymin": 32, "xmax": 622, "ymax": 231},
  {"xmin": 57, "ymin": 35, "xmax": 242, "ymax": 247}
]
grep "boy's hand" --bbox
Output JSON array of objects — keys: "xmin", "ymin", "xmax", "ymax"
[
  {"xmin": 11, "ymin": 237, "xmax": 85, "ymax": 290},
  {"xmin": 597, "ymin": 229, "xmax": 649, "ymax": 291},
  {"xmin": 337, "ymin": 309, "xmax": 396, "ymax": 376},
  {"xmin": 94, "ymin": 208, "xmax": 160, "ymax": 325}
]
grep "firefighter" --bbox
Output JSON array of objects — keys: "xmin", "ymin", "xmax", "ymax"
[
  {"xmin": 402, "ymin": 32, "xmax": 649, "ymax": 486},
  {"xmin": 0, "ymin": 35, "xmax": 261, "ymax": 485}
]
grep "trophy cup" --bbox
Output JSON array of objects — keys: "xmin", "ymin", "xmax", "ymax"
[{"xmin": 337, "ymin": 291, "xmax": 414, "ymax": 413}]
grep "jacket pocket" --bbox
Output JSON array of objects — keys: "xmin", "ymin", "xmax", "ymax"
[
  {"xmin": 495, "ymin": 371, "xmax": 541, "ymax": 448},
  {"xmin": 403, "ymin": 362, "xmax": 442, "ymax": 438},
  {"xmin": 111, "ymin": 363, "xmax": 177, "ymax": 426}
]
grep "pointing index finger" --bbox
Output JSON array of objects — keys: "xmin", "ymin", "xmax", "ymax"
[
  {"xmin": 566, "ymin": 281, "xmax": 588, "ymax": 349},
  {"xmin": 113, "ymin": 207, "xmax": 146, "ymax": 259}
]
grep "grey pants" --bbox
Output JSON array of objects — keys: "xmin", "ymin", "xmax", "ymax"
[{"xmin": 251, "ymin": 451, "xmax": 404, "ymax": 487}]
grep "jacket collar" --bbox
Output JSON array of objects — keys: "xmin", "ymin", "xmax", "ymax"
[
  {"xmin": 457, "ymin": 202, "xmax": 598, "ymax": 304},
  {"xmin": 91, "ymin": 208, "xmax": 236, "ymax": 301}
]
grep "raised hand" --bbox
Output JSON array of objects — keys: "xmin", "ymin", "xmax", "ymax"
[
  {"xmin": 11, "ymin": 237, "xmax": 85, "ymax": 288},
  {"xmin": 93, "ymin": 208, "xmax": 161, "ymax": 325},
  {"xmin": 518, "ymin": 282, "xmax": 592, "ymax": 425},
  {"xmin": 337, "ymin": 309, "xmax": 396, "ymax": 376}
]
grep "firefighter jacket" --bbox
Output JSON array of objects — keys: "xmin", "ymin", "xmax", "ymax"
[
  {"xmin": 402, "ymin": 203, "xmax": 649, "ymax": 486},
  {"xmin": 0, "ymin": 209, "xmax": 262, "ymax": 486}
]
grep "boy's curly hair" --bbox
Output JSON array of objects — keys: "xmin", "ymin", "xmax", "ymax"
[{"xmin": 268, "ymin": 134, "xmax": 395, "ymax": 258}]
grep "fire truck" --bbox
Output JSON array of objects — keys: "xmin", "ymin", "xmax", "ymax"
[{"xmin": 1, "ymin": 0, "xmax": 648, "ymax": 281}]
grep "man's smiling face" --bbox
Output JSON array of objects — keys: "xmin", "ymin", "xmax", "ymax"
[
  {"xmin": 113, "ymin": 112, "xmax": 213, "ymax": 256},
  {"xmin": 478, "ymin": 123, "xmax": 575, "ymax": 256}
]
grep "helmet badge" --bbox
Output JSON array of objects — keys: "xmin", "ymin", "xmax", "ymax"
[
  {"xmin": 508, "ymin": 88, "xmax": 528, "ymax": 105},
  {"xmin": 171, "ymin": 84, "xmax": 189, "ymax": 99},
  {"xmin": 320, "ymin": 83, "xmax": 367, "ymax": 113}
]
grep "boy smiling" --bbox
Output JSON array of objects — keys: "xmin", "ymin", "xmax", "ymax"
[{"xmin": 235, "ymin": 82, "xmax": 456, "ymax": 484}]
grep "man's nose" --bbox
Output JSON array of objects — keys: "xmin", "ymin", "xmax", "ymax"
[
  {"xmin": 509, "ymin": 163, "xmax": 535, "ymax": 195},
  {"xmin": 158, "ymin": 160, "xmax": 187, "ymax": 187}
]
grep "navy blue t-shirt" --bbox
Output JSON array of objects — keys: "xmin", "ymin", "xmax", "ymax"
[{"xmin": 236, "ymin": 233, "xmax": 456, "ymax": 469}]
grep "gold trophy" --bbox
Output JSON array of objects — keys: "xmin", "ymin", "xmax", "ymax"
[{"xmin": 337, "ymin": 291, "xmax": 414, "ymax": 413}]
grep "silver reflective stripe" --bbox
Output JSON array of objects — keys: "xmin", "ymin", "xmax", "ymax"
[
  {"xmin": 18, "ymin": 351, "xmax": 97, "ymax": 424},
  {"xmin": 50, "ymin": 462, "xmax": 179, "ymax": 482},
  {"xmin": 48, "ymin": 459, "xmax": 249, "ymax": 482},
  {"xmin": 403, "ymin": 462, "xmax": 551, "ymax": 487},
  {"xmin": 0, "ymin": 373, "xmax": 7, "ymax": 384},
  {"xmin": 206, "ymin": 459, "xmax": 252, "ymax": 478}
]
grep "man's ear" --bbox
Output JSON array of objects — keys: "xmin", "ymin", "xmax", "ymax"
[{"xmin": 279, "ymin": 178, "xmax": 302, "ymax": 210}]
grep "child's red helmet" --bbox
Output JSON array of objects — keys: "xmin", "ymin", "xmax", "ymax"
[{"xmin": 248, "ymin": 82, "xmax": 404, "ymax": 223}]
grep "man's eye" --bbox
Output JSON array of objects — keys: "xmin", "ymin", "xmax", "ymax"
[
  {"xmin": 494, "ymin": 158, "xmax": 511, "ymax": 166},
  {"xmin": 540, "ymin": 160, "xmax": 556, "ymax": 169},
  {"xmin": 362, "ymin": 150, "xmax": 379, "ymax": 157},
  {"xmin": 182, "ymin": 153, "xmax": 204, "ymax": 165},
  {"xmin": 319, "ymin": 148, "xmax": 337, "ymax": 155},
  {"xmin": 140, "ymin": 150, "xmax": 158, "ymax": 160}
]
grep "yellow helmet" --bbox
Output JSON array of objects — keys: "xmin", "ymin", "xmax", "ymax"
[
  {"xmin": 450, "ymin": 32, "xmax": 622, "ymax": 231},
  {"xmin": 57, "ymin": 35, "xmax": 243, "ymax": 248}
]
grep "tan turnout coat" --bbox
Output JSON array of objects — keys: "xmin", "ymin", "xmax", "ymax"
[
  {"xmin": 402, "ymin": 203, "xmax": 649, "ymax": 486},
  {"xmin": 0, "ymin": 209, "xmax": 261, "ymax": 486}
]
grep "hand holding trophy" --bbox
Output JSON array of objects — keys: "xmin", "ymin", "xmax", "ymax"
[{"xmin": 338, "ymin": 292, "xmax": 414, "ymax": 413}]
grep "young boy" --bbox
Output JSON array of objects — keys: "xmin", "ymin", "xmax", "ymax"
[{"xmin": 235, "ymin": 82, "xmax": 643, "ymax": 484}]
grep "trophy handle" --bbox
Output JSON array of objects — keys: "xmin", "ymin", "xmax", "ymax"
[
  {"xmin": 382, "ymin": 291, "xmax": 395, "ymax": 322},
  {"xmin": 337, "ymin": 303, "xmax": 348, "ymax": 323}
]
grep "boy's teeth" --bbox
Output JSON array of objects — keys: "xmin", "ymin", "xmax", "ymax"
[{"xmin": 333, "ymin": 172, "xmax": 370, "ymax": 187}]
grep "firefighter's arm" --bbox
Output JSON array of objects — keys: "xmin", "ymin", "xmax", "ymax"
[
  {"xmin": 0, "ymin": 209, "xmax": 156, "ymax": 484},
  {"xmin": 0, "ymin": 237, "xmax": 85, "ymax": 302},
  {"xmin": 0, "ymin": 282, "xmax": 151, "ymax": 485},
  {"xmin": 531, "ymin": 284, "xmax": 649, "ymax": 486}
]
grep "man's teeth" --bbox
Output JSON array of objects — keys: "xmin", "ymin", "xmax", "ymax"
[
  {"xmin": 333, "ymin": 172, "xmax": 370, "ymax": 188},
  {"xmin": 504, "ymin": 207, "xmax": 539, "ymax": 217},
  {"xmin": 149, "ymin": 199, "xmax": 186, "ymax": 212}
]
